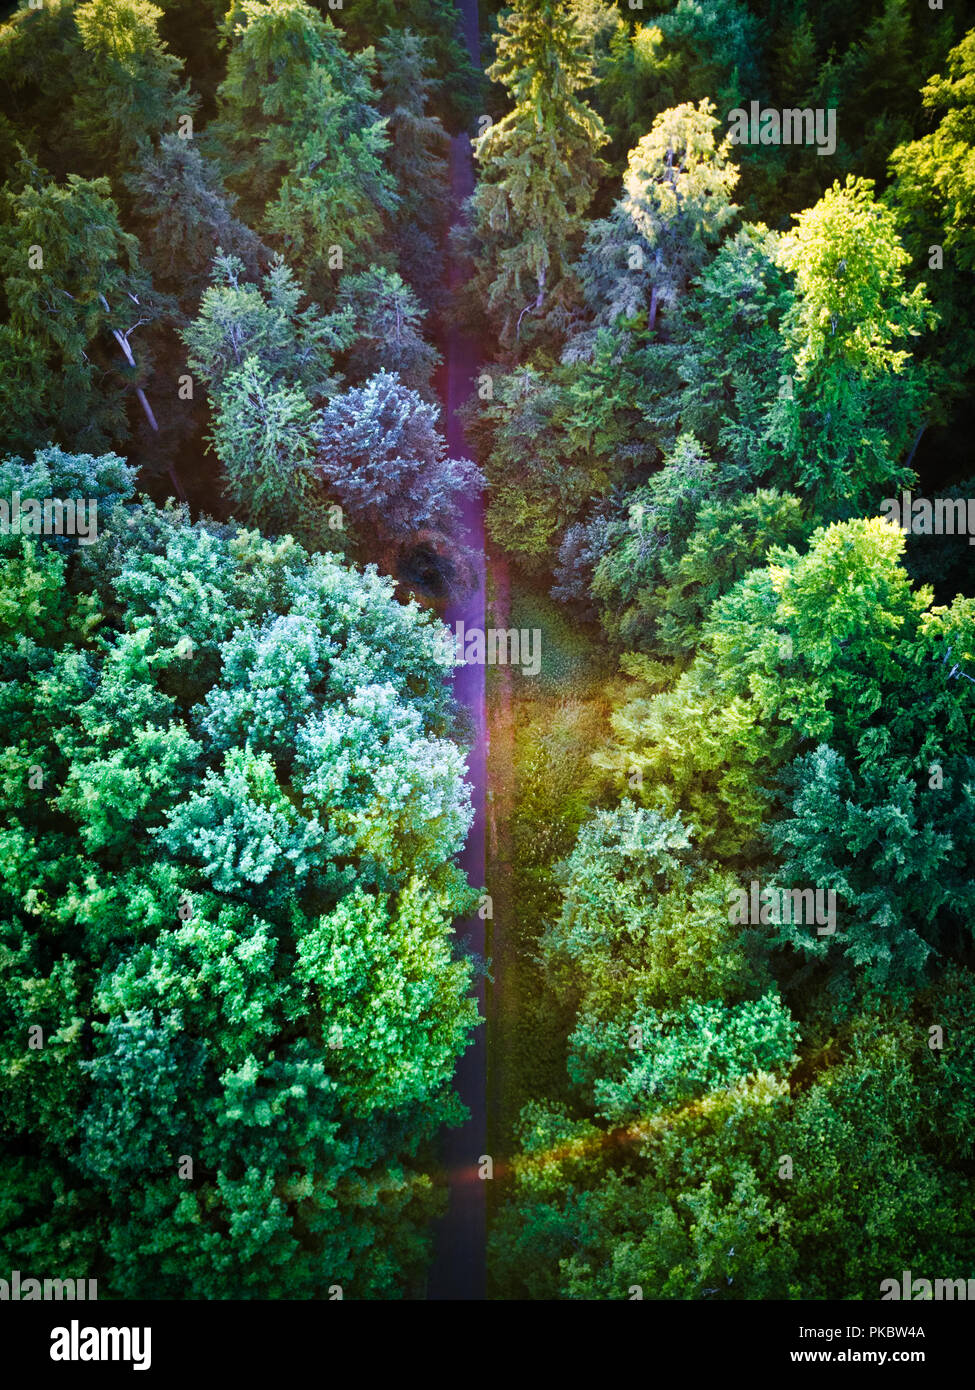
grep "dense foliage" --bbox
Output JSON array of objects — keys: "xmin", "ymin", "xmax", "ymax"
[
  {"xmin": 0, "ymin": 0, "xmax": 481, "ymax": 1300},
  {"xmin": 466, "ymin": 0, "xmax": 975, "ymax": 1301},
  {"xmin": 2, "ymin": 0, "xmax": 975, "ymax": 1304},
  {"xmin": 0, "ymin": 447, "xmax": 478, "ymax": 1296}
]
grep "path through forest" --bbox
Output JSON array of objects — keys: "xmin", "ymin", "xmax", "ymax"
[{"xmin": 427, "ymin": 0, "xmax": 488, "ymax": 1301}]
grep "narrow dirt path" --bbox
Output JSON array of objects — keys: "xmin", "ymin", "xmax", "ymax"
[{"xmin": 427, "ymin": 0, "xmax": 488, "ymax": 1301}]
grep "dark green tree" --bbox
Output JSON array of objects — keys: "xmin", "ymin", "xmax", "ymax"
[
  {"xmin": 376, "ymin": 28, "xmax": 450, "ymax": 313},
  {"xmin": 339, "ymin": 266, "xmax": 441, "ymax": 396},
  {"xmin": 0, "ymin": 170, "xmax": 167, "ymax": 455},
  {"xmin": 464, "ymin": 0, "xmax": 609, "ymax": 351},
  {"xmin": 213, "ymin": 0, "xmax": 396, "ymax": 292},
  {"xmin": 125, "ymin": 136, "xmax": 266, "ymax": 305}
]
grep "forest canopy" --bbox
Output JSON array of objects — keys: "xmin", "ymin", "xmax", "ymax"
[{"xmin": 1, "ymin": 0, "xmax": 974, "ymax": 1306}]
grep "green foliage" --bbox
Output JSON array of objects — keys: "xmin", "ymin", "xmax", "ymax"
[
  {"xmin": 558, "ymin": 451, "xmax": 806, "ymax": 658},
  {"xmin": 464, "ymin": 0, "xmax": 609, "ymax": 351},
  {"xmin": 670, "ymin": 223, "xmax": 795, "ymax": 476},
  {"xmin": 541, "ymin": 802, "xmax": 766, "ymax": 1014},
  {"xmin": 71, "ymin": 0, "xmax": 196, "ymax": 175},
  {"xmin": 182, "ymin": 251, "xmax": 353, "ymax": 402},
  {"xmin": 214, "ymin": 0, "xmax": 396, "ymax": 291},
  {"xmin": 331, "ymin": 0, "xmax": 481, "ymax": 129},
  {"xmin": 208, "ymin": 357, "xmax": 322, "ymax": 541},
  {"xmin": 588, "ymin": 433, "xmax": 725, "ymax": 648},
  {"xmin": 594, "ymin": 4, "xmax": 760, "ymax": 171},
  {"xmin": 0, "ymin": 445, "xmax": 136, "ymax": 558},
  {"xmin": 595, "ymin": 518, "xmax": 975, "ymax": 982},
  {"xmin": 777, "ymin": 1016, "xmax": 972, "ymax": 1298},
  {"xmin": 770, "ymin": 743, "xmax": 975, "ymax": 995},
  {"xmin": 888, "ymin": 29, "xmax": 975, "ymax": 403},
  {"xmin": 125, "ymin": 136, "xmax": 265, "ymax": 304},
  {"xmin": 491, "ymin": 1073, "xmax": 799, "ymax": 1300},
  {"xmin": 376, "ymin": 28, "xmax": 450, "ymax": 312},
  {"xmin": 0, "ymin": 450, "xmax": 478, "ymax": 1297},
  {"xmin": 764, "ymin": 176, "xmax": 935, "ymax": 515},
  {"xmin": 922, "ymin": 967, "xmax": 975, "ymax": 1161},
  {"xmin": 0, "ymin": 0, "xmax": 194, "ymax": 183},
  {"xmin": 181, "ymin": 253, "xmax": 354, "ymax": 530},
  {"xmin": 575, "ymin": 99, "xmax": 739, "ymax": 342},
  {"xmin": 0, "ymin": 171, "xmax": 165, "ymax": 455},
  {"xmin": 478, "ymin": 349, "xmax": 656, "ymax": 569},
  {"xmin": 652, "ymin": 491, "xmax": 811, "ymax": 658},
  {"xmin": 339, "ymin": 267, "xmax": 441, "ymax": 395},
  {"xmin": 569, "ymin": 993, "xmax": 798, "ymax": 1123}
]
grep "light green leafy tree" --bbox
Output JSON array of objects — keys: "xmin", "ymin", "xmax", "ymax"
[
  {"xmin": 887, "ymin": 29, "xmax": 975, "ymax": 404},
  {"xmin": 764, "ymin": 176, "xmax": 935, "ymax": 515}
]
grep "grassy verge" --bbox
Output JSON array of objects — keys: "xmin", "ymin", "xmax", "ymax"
[{"xmin": 484, "ymin": 563, "xmax": 615, "ymax": 1297}]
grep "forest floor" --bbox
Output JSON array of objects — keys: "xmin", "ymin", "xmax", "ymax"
[{"xmin": 484, "ymin": 569, "xmax": 615, "ymax": 1296}]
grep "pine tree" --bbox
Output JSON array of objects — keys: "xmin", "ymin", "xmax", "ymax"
[
  {"xmin": 339, "ymin": 266, "xmax": 441, "ymax": 395},
  {"xmin": 0, "ymin": 0, "xmax": 193, "ymax": 183},
  {"xmin": 213, "ymin": 0, "xmax": 396, "ymax": 292},
  {"xmin": 181, "ymin": 251, "xmax": 354, "ymax": 403},
  {"xmin": 0, "ymin": 169, "xmax": 166, "ymax": 456},
  {"xmin": 125, "ymin": 136, "xmax": 266, "ymax": 305},
  {"xmin": 332, "ymin": 0, "xmax": 482, "ymax": 129},
  {"xmin": 465, "ymin": 0, "xmax": 609, "ymax": 352},
  {"xmin": 71, "ymin": 0, "xmax": 197, "ymax": 176},
  {"xmin": 376, "ymin": 28, "xmax": 450, "ymax": 312},
  {"xmin": 315, "ymin": 370, "xmax": 482, "ymax": 570},
  {"xmin": 208, "ymin": 357, "xmax": 322, "ymax": 542},
  {"xmin": 671, "ymin": 222, "xmax": 794, "ymax": 476}
]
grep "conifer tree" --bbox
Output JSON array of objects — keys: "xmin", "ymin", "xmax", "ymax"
[
  {"xmin": 209, "ymin": 357, "xmax": 322, "ymax": 542},
  {"xmin": 0, "ymin": 170, "xmax": 166, "ymax": 455},
  {"xmin": 125, "ymin": 136, "xmax": 265, "ymax": 305},
  {"xmin": 315, "ymin": 370, "xmax": 482, "ymax": 570},
  {"xmin": 71, "ymin": 0, "xmax": 196, "ymax": 175},
  {"xmin": 339, "ymin": 266, "xmax": 441, "ymax": 395},
  {"xmin": 376, "ymin": 28, "xmax": 450, "ymax": 312},
  {"xmin": 213, "ymin": 0, "xmax": 396, "ymax": 292},
  {"xmin": 465, "ymin": 0, "xmax": 609, "ymax": 351},
  {"xmin": 182, "ymin": 252, "xmax": 354, "ymax": 403},
  {"xmin": 764, "ymin": 175, "xmax": 935, "ymax": 515},
  {"xmin": 0, "ymin": 0, "xmax": 194, "ymax": 182},
  {"xmin": 575, "ymin": 99, "xmax": 739, "ymax": 343}
]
